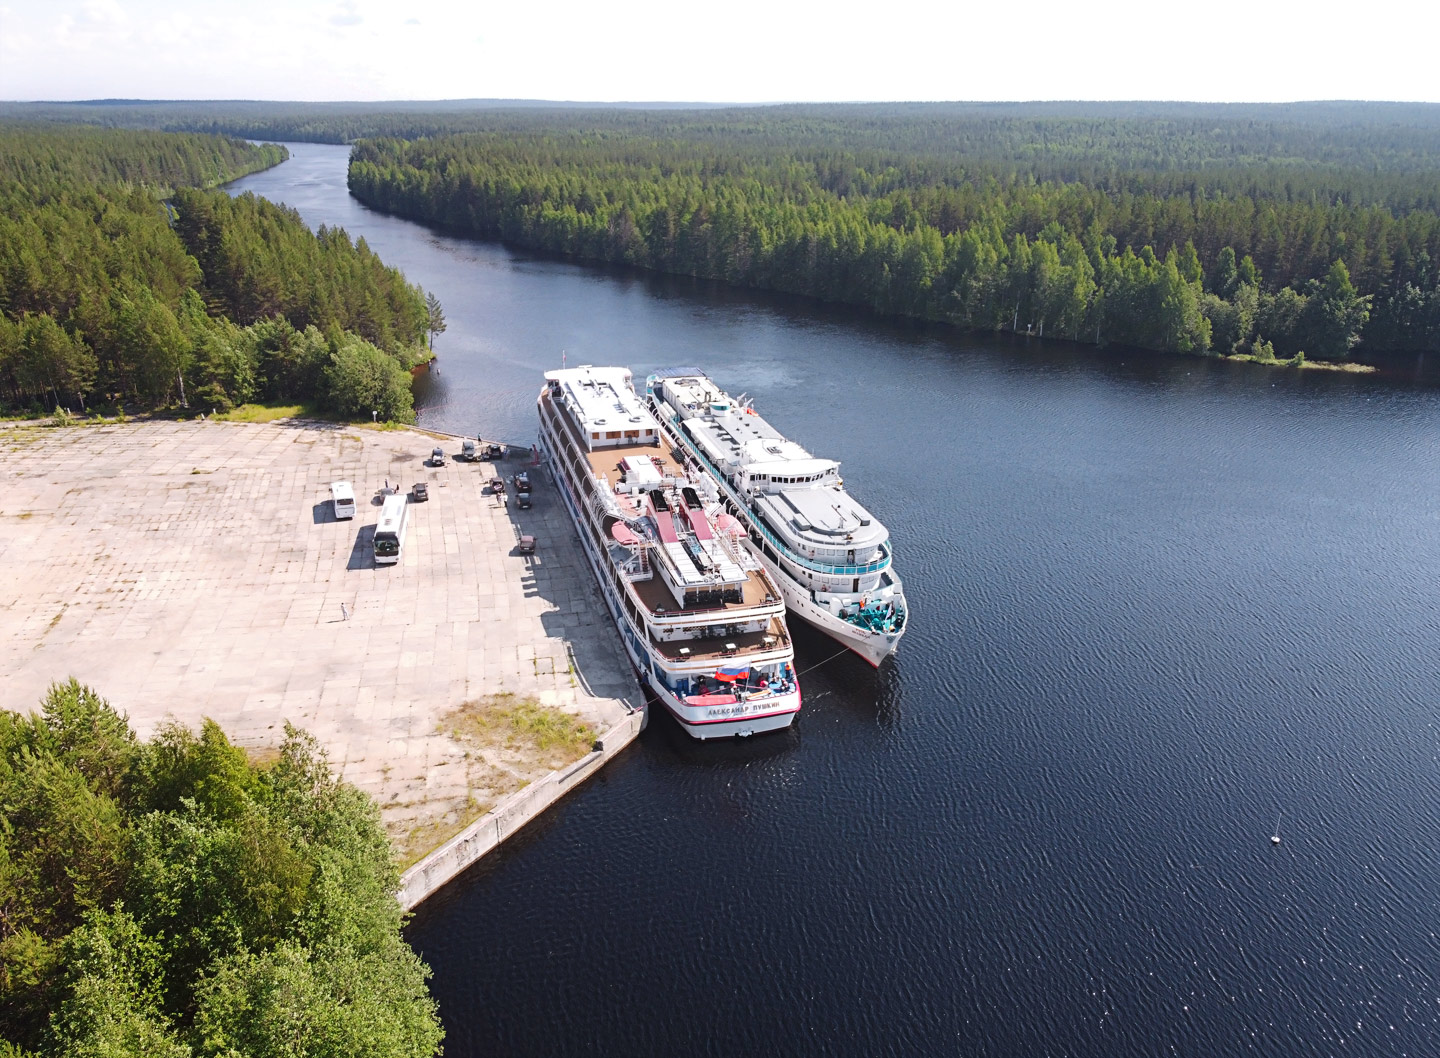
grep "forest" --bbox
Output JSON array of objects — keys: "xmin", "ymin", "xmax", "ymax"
[
  {"xmin": 0, "ymin": 681, "xmax": 444, "ymax": 1057},
  {"xmin": 0, "ymin": 125, "xmax": 429, "ymax": 419},
  {"xmin": 341, "ymin": 108, "xmax": 1440, "ymax": 360},
  {"xmin": 4, "ymin": 102, "xmax": 1438, "ymax": 399}
]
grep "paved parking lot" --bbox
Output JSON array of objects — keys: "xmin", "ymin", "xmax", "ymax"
[{"xmin": 0, "ymin": 418, "xmax": 638, "ymax": 847}]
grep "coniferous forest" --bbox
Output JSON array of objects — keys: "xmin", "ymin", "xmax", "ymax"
[
  {"xmin": 333, "ymin": 103, "xmax": 1440, "ymax": 361},
  {"xmin": 4, "ymin": 101, "xmax": 1439, "ymax": 413},
  {"xmin": 0, "ymin": 125, "xmax": 428, "ymax": 418}
]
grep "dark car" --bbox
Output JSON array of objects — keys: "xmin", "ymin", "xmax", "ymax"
[
  {"xmin": 518, "ymin": 534, "xmax": 536, "ymax": 554},
  {"xmin": 430, "ymin": 446, "xmax": 446, "ymax": 467},
  {"xmin": 513, "ymin": 471, "xmax": 532, "ymax": 508},
  {"xmin": 412, "ymin": 482, "xmax": 429, "ymax": 502}
]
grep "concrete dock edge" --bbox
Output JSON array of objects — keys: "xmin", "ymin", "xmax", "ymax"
[{"xmin": 397, "ymin": 707, "xmax": 645, "ymax": 910}]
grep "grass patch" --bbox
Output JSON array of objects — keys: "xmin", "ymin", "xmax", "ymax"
[
  {"xmin": 442, "ymin": 693, "xmax": 596, "ymax": 770},
  {"xmin": 211, "ymin": 402, "xmax": 311, "ymax": 423},
  {"xmin": 1223, "ymin": 353, "xmax": 1376, "ymax": 373},
  {"xmin": 1297, "ymin": 359, "xmax": 1376, "ymax": 373},
  {"xmin": 358, "ymin": 419, "xmax": 414, "ymax": 432},
  {"xmin": 0, "ymin": 407, "xmax": 45, "ymax": 422}
]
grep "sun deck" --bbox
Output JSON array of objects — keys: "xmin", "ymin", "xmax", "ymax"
[
  {"xmin": 649, "ymin": 618, "xmax": 790, "ymax": 664},
  {"xmin": 580, "ymin": 436, "xmax": 687, "ymax": 487},
  {"xmin": 627, "ymin": 558, "xmax": 776, "ymax": 616},
  {"xmin": 589, "ymin": 440, "xmax": 780, "ymax": 617}
]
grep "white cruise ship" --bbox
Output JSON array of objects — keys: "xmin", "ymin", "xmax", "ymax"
[
  {"xmin": 538, "ymin": 366, "xmax": 802, "ymax": 739},
  {"xmin": 645, "ymin": 371, "xmax": 907, "ymax": 667}
]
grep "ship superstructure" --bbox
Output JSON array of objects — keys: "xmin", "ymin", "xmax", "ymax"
[
  {"xmin": 538, "ymin": 365, "xmax": 801, "ymax": 738},
  {"xmin": 646, "ymin": 372, "xmax": 906, "ymax": 666}
]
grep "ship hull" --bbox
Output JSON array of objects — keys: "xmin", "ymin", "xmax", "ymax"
[{"xmin": 750, "ymin": 545, "xmax": 901, "ymax": 667}]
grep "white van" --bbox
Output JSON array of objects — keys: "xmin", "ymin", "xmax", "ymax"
[{"xmin": 330, "ymin": 481, "xmax": 356, "ymax": 520}]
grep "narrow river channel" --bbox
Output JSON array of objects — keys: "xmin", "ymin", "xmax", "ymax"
[{"xmin": 229, "ymin": 144, "xmax": 1440, "ymax": 1057}]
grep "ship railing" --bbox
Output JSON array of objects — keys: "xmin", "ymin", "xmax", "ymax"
[{"xmin": 658, "ymin": 409, "xmax": 892, "ymax": 576}]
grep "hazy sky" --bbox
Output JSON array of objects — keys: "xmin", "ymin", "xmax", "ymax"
[{"xmin": 2, "ymin": 0, "xmax": 1437, "ymax": 104}]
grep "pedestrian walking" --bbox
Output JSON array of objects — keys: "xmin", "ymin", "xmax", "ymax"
[{"xmin": 341, "ymin": 602, "xmax": 349, "ymax": 621}]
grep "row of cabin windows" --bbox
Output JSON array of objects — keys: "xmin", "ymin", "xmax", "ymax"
[
  {"xmin": 757, "ymin": 473, "xmax": 820, "ymax": 484},
  {"xmin": 591, "ymin": 429, "xmax": 652, "ymax": 440}
]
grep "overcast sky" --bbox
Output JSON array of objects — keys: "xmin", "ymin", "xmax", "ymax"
[{"xmin": 2, "ymin": 0, "xmax": 1438, "ymax": 104}]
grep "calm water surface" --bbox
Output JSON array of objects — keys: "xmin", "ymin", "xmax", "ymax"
[{"xmin": 231, "ymin": 145, "xmax": 1440, "ymax": 1057}]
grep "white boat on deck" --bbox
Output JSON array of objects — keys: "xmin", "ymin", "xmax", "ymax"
[
  {"xmin": 645, "ymin": 371, "xmax": 907, "ymax": 667},
  {"xmin": 537, "ymin": 365, "xmax": 802, "ymax": 739}
]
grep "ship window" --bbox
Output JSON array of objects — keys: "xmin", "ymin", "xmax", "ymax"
[
  {"xmin": 591, "ymin": 432, "xmax": 600, "ymax": 440},
  {"xmin": 606, "ymin": 431, "xmax": 621, "ymax": 439},
  {"xmin": 624, "ymin": 430, "xmax": 640, "ymax": 438}
]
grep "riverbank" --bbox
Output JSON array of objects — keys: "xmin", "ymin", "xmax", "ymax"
[{"xmin": 0, "ymin": 417, "xmax": 642, "ymax": 895}]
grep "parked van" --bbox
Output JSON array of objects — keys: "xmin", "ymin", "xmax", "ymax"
[
  {"xmin": 461, "ymin": 437, "xmax": 477, "ymax": 461},
  {"xmin": 330, "ymin": 481, "xmax": 356, "ymax": 520}
]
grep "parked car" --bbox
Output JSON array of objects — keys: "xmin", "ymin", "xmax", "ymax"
[
  {"xmin": 412, "ymin": 482, "xmax": 429, "ymax": 502},
  {"xmin": 460, "ymin": 438, "xmax": 477, "ymax": 461},
  {"xmin": 430, "ymin": 446, "xmax": 446, "ymax": 467},
  {"xmin": 518, "ymin": 534, "xmax": 536, "ymax": 554}
]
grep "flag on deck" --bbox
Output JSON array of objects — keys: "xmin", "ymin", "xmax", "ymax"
[{"xmin": 713, "ymin": 666, "xmax": 749, "ymax": 682}]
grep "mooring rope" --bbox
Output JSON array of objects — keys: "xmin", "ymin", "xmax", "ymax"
[{"xmin": 794, "ymin": 647, "xmax": 853, "ymax": 679}]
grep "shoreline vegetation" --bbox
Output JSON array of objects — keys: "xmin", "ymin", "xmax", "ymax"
[
  {"xmin": 0, "ymin": 680, "xmax": 445, "ymax": 1056},
  {"xmin": 4, "ymin": 104, "xmax": 1436, "ymax": 421},
  {"xmin": 0, "ymin": 124, "xmax": 434, "ymax": 422},
  {"xmin": 339, "ymin": 106, "xmax": 1439, "ymax": 367}
]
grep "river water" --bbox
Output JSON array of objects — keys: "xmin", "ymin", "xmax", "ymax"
[{"xmin": 229, "ymin": 144, "xmax": 1440, "ymax": 1057}]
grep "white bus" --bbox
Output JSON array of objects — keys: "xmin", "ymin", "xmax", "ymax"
[
  {"xmin": 330, "ymin": 481, "xmax": 356, "ymax": 520},
  {"xmin": 373, "ymin": 493, "xmax": 409, "ymax": 565}
]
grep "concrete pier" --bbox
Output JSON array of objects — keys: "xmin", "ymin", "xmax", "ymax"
[{"xmin": 0, "ymin": 417, "xmax": 642, "ymax": 899}]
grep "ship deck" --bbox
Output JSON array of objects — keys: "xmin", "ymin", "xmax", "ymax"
[
  {"xmin": 649, "ymin": 617, "xmax": 790, "ymax": 663},
  {"xmin": 567, "ymin": 431, "xmax": 778, "ymax": 617}
]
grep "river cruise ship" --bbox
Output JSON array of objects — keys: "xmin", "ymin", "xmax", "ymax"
[
  {"xmin": 646, "ymin": 371, "xmax": 907, "ymax": 666},
  {"xmin": 538, "ymin": 365, "xmax": 802, "ymax": 738}
]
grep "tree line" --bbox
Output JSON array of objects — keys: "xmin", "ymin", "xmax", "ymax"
[
  {"xmin": 345, "ymin": 118, "xmax": 1440, "ymax": 359},
  {"xmin": 0, "ymin": 680, "xmax": 444, "ymax": 1057},
  {"xmin": 0, "ymin": 125, "xmax": 429, "ymax": 420}
]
